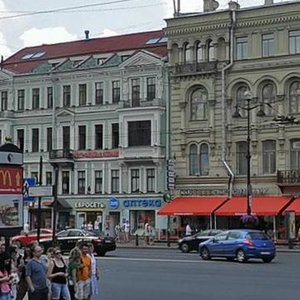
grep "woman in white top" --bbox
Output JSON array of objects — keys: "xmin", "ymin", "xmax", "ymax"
[{"xmin": 88, "ymin": 244, "xmax": 99, "ymax": 297}]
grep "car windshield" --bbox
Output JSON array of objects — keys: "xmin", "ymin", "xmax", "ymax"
[
  {"xmin": 247, "ymin": 232, "xmax": 269, "ymax": 240},
  {"xmin": 82, "ymin": 230, "xmax": 97, "ymax": 236}
]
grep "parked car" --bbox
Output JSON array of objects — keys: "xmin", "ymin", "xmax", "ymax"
[
  {"xmin": 11, "ymin": 228, "xmax": 53, "ymax": 247},
  {"xmin": 178, "ymin": 229, "xmax": 223, "ymax": 253},
  {"xmin": 38, "ymin": 228, "xmax": 116, "ymax": 256},
  {"xmin": 199, "ymin": 229, "xmax": 276, "ymax": 263}
]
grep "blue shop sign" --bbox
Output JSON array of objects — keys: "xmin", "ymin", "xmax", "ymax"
[
  {"xmin": 109, "ymin": 197, "xmax": 119, "ymax": 209},
  {"xmin": 123, "ymin": 199, "xmax": 162, "ymax": 208}
]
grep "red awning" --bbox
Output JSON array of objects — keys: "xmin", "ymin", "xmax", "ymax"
[
  {"xmin": 214, "ymin": 196, "xmax": 292, "ymax": 216},
  {"xmin": 157, "ymin": 196, "xmax": 228, "ymax": 216},
  {"xmin": 282, "ymin": 197, "xmax": 300, "ymax": 215}
]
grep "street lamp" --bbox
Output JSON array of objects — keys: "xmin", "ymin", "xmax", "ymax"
[{"xmin": 233, "ymin": 91, "xmax": 265, "ymax": 221}]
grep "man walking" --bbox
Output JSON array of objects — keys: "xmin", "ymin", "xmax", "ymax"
[{"xmin": 25, "ymin": 245, "xmax": 48, "ymax": 300}]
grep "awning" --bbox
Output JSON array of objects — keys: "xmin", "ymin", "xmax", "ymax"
[
  {"xmin": 282, "ymin": 197, "xmax": 300, "ymax": 215},
  {"xmin": 214, "ymin": 196, "xmax": 292, "ymax": 216},
  {"xmin": 157, "ymin": 196, "xmax": 228, "ymax": 216}
]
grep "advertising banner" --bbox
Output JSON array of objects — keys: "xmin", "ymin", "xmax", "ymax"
[{"xmin": 0, "ymin": 167, "xmax": 23, "ymax": 194}]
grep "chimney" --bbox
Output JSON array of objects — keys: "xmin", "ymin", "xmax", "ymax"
[
  {"xmin": 203, "ymin": 0, "xmax": 219, "ymax": 12},
  {"xmin": 84, "ymin": 30, "xmax": 90, "ymax": 40},
  {"xmin": 228, "ymin": 1, "xmax": 240, "ymax": 10},
  {"xmin": 264, "ymin": 0, "xmax": 273, "ymax": 5}
]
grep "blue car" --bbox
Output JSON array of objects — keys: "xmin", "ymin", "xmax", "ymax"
[{"xmin": 199, "ymin": 229, "xmax": 276, "ymax": 263}]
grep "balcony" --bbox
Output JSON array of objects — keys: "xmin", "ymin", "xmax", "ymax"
[
  {"xmin": 49, "ymin": 149, "xmax": 74, "ymax": 167},
  {"xmin": 277, "ymin": 170, "xmax": 300, "ymax": 186},
  {"xmin": 172, "ymin": 61, "xmax": 217, "ymax": 77}
]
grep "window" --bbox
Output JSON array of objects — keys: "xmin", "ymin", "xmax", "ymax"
[
  {"xmin": 236, "ymin": 141, "xmax": 247, "ymax": 175},
  {"xmin": 236, "ymin": 86, "xmax": 249, "ymax": 118},
  {"xmin": 236, "ymin": 37, "xmax": 248, "ymax": 60},
  {"xmin": 289, "ymin": 30, "xmax": 300, "ymax": 54},
  {"xmin": 63, "ymin": 126, "xmax": 70, "ymax": 150},
  {"xmin": 1, "ymin": 91, "xmax": 7, "ymax": 111},
  {"xmin": 289, "ymin": 81, "xmax": 300, "ymax": 114},
  {"xmin": 131, "ymin": 169, "xmax": 140, "ymax": 193},
  {"xmin": 47, "ymin": 128, "xmax": 52, "ymax": 152},
  {"xmin": 46, "ymin": 172, "xmax": 52, "ymax": 185},
  {"xmin": 128, "ymin": 121, "xmax": 151, "ymax": 147},
  {"xmin": 112, "ymin": 123, "xmax": 119, "ymax": 149},
  {"xmin": 95, "ymin": 82, "xmax": 104, "ymax": 105},
  {"xmin": 47, "ymin": 87, "xmax": 53, "ymax": 108},
  {"xmin": 95, "ymin": 170, "xmax": 103, "ymax": 194},
  {"xmin": 32, "ymin": 128, "xmax": 39, "ymax": 152},
  {"xmin": 95, "ymin": 124, "xmax": 103, "ymax": 149},
  {"xmin": 111, "ymin": 170, "xmax": 119, "ymax": 193},
  {"xmin": 63, "ymin": 85, "xmax": 71, "ymax": 107},
  {"xmin": 261, "ymin": 83, "xmax": 276, "ymax": 116},
  {"xmin": 79, "ymin": 84, "xmax": 87, "ymax": 106},
  {"xmin": 112, "ymin": 81, "xmax": 120, "ymax": 103},
  {"xmin": 17, "ymin": 90, "xmax": 25, "ymax": 111},
  {"xmin": 17, "ymin": 129, "xmax": 24, "ymax": 151},
  {"xmin": 290, "ymin": 140, "xmax": 300, "ymax": 170},
  {"xmin": 189, "ymin": 143, "xmax": 209, "ymax": 176},
  {"xmin": 78, "ymin": 125, "xmax": 86, "ymax": 150},
  {"xmin": 262, "ymin": 33, "xmax": 274, "ymax": 57},
  {"xmin": 32, "ymin": 88, "xmax": 40, "ymax": 110},
  {"xmin": 207, "ymin": 40, "xmax": 215, "ymax": 62},
  {"xmin": 263, "ymin": 140, "xmax": 276, "ymax": 174},
  {"xmin": 31, "ymin": 172, "xmax": 38, "ymax": 184},
  {"xmin": 146, "ymin": 77, "xmax": 156, "ymax": 101},
  {"xmin": 62, "ymin": 171, "xmax": 70, "ymax": 194},
  {"xmin": 132, "ymin": 78, "xmax": 140, "ymax": 107},
  {"xmin": 190, "ymin": 87, "xmax": 208, "ymax": 120},
  {"xmin": 78, "ymin": 171, "xmax": 85, "ymax": 194},
  {"xmin": 183, "ymin": 43, "xmax": 192, "ymax": 63},
  {"xmin": 196, "ymin": 42, "xmax": 204, "ymax": 62},
  {"xmin": 146, "ymin": 168, "xmax": 155, "ymax": 193}
]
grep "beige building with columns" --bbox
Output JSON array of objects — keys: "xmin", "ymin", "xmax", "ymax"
[{"xmin": 164, "ymin": 0, "xmax": 300, "ymax": 230}]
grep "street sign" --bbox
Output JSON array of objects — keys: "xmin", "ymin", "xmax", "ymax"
[
  {"xmin": 23, "ymin": 178, "xmax": 36, "ymax": 202},
  {"xmin": 28, "ymin": 186, "xmax": 53, "ymax": 197}
]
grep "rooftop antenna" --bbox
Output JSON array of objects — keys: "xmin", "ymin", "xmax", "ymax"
[{"xmin": 173, "ymin": 0, "xmax": 181, "ymax": 16}]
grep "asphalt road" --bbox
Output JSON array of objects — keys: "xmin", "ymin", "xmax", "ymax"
[{"xmin": 96, "ymin": 248, "xmax": 300, "ymax": 300}]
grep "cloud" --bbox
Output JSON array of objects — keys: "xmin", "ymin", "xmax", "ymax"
[
  {"xmin": 0, "ymin": 32, "xmax": 12, "ymax": 58},
  {"xmin": 99, "ymin": 28, "xmax": 119, "ymax": 37},
  {"xmin": 20, "ymin": 27, "xmax": 78, "ymax": 47}
]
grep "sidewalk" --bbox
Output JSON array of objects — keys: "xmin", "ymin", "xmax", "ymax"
[{"xmin": 116, "ymin": 239, "xmax": 300, "ymax": 253}]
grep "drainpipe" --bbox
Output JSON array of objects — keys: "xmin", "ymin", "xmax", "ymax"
[{"xmin": 221, "ymin": 8, "xmax": 236, "ymax": 198}]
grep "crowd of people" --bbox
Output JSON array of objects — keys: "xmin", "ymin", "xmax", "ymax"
[{"xmin": 0, "ymin": 241, "xmax": 100, "ymax": 300}]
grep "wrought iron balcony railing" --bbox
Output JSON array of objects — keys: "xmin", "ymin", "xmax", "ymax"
[
  {"xmin": 173, "ymin": 61, "xmax": 217, "ymax": 76},
  {"xmin": 49, "ymin": 149, "xmax": 74, "ymax": 160},
  {"xmin": 277, "ymin": 170, "xmax": 300, "ymax": 184}
]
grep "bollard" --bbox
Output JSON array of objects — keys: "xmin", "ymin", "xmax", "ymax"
[{"xmin": 136, "ymin": 234, "xmax": 139, "ymax": 246}]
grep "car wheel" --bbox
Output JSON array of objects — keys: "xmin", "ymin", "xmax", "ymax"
[
  {"xmin": 200, "ymin": 247, "xmax": 211, "ymax": 260},
  {"xmin": 97, "ymin": 251, "xmax": 106, "ymax": 257},
  {"xmin": 262, "ymin": 257, "xmax": 273, "ymax": 263},
  {"xmin": 236, "ymin": 249, "xmax": 248, "ymax": 263},
  {"xmin": 180, "ymin": 243, "xmax": 190, "ymax": 253}
]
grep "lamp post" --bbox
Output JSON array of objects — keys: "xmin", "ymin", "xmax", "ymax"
[{"xmin": 233, "ymin": 91, "xmax": 265, "ymax": 221}]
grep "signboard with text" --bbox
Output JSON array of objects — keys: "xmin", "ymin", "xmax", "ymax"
[{"xmin": 0, "ymin": 167, "xmax": 23, "ymax": 194}]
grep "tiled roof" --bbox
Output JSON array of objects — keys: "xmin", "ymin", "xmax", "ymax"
[{"xmin": 2, "ymin": 30, "xmax": 167, "ymax": 74}]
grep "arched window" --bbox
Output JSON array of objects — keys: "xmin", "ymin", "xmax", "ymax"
[
  {"xmin": 183, "ymin": 42, "xmax": 192, "ymax": 63},
  {"xmin": 189, "ymin": 143, "xmax": 209, "ymax": 176},
  {"xmin": 263, "ymin": 140, "xmax": 276, "ymax": 174},
  {"xmin": 261, "ymin": 83, "xmax": 276, "ymax": 116},
  {"xmin": 236, "ymin": 141, "xmax": 247, "ymax": 175},
  {"xmin": 207, "ymin": 40, "xmax": 215, "ymax": 62},
  {"xmin": 195, "ymin": 42, "xmax": 204, "ymax": 62},
  {"xmin": 289, "ymin": 80, "xmax": 300, "ymax": 114},
  {"xmin": 189, "ymin": 144, "xmax": 198, "ymax": 175},
  {"xmin": 171, "ymin": 43, "xmax": 179, "ymax": 65},
  {"xmin": 236, "ymin": 86, "xmax": 248, "ymax": 118},
  {"xmin": 190, "ymin": 87, "xmax": 208, "ymax": 120}
]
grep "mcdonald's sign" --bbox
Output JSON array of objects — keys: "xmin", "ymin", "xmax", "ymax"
[{"xmin": 0, "ymin": 167, "xmax": 23, "ymax": 194}]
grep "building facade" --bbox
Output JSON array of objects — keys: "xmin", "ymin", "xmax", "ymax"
[
  {"xmin": 165, "ymin": 0, "xmax": 300, "ymax": 233},
  {"xmin": 0, "ymin": 30, "xmax": 169, "ymax": 236}
]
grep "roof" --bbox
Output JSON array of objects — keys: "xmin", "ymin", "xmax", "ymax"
[
  {"xmin": 158, "ymin": 196, "xmax": 228, "ymax": 216},
  {"xmin": 2, "ymin": 30, "xmax": 167, "ymax": 74},
  {"xmin": 214, "ymin": 196, "xmax": 293, "ymax": 216}
]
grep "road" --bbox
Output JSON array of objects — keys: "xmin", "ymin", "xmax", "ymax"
[{"xmin": 96, "ymin": 248, "xmax": 300, "ymax": 300}]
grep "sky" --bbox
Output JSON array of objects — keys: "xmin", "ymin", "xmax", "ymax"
[{"xmin": 0, "ymin": 0, "xmax": 286, "ymax": 58}]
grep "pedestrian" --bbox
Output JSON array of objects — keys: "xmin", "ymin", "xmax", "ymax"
[
  {"xmin": 25, "ymin": 245, "xmax": 49, "ymax": 300},
  {"xmin": 114, "ymin": 224, "xmax": 121, "ymax": 242},
  {"xmin": 123, "ymin": 220, "xmax": 130, "ymax": 243},
  {"xmin": 16, "ymin": 245, "xmax": 31, "ymax": 300},
  {"xmin": 93, "ymin": 219, "xmax": 99, "ymax": 235},
  {"xmin": 75, "ymin": 243, "xmax": 91, "ymax": 300},
  {"xmin": 144, "ymin": 222, "xmax": 150, "ymax": 246},
  {"xmin": 47, "ymin": 247, "xmax": 70, "ymax": 300},
  {"xmin": 87, "ymin": 222, "xmax": 93, "ymax": 231},
  {"xmin": 8, "ymin": 247, "xmax": 19, "ymax": 300},
  {"xmin": 67, "ymin": 247, "xmax": 82, "ymax": 300},
  {"xmin": 88, "ymin": 244, "xmax": 99, "ymax": 299},
  {"xmin": 0, "ymin": 252, "xmax": 12, "ymax": 300},
  {"xmin": 185, "ymin": 223, "xmax": 192, "ymax": 236},
  {"xmin": 23, "ymin": 223, "xmax": 30, "ymax": 235}
]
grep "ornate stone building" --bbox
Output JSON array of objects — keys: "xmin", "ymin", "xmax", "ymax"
[{"xmin": 164, "ymin": 0, "xmax": 300, "ymax": 231}]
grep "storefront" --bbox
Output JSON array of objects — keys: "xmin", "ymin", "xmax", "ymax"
[{"xmin": 28, "ymin": 199, "xmax": 53, "ymax": 229}]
